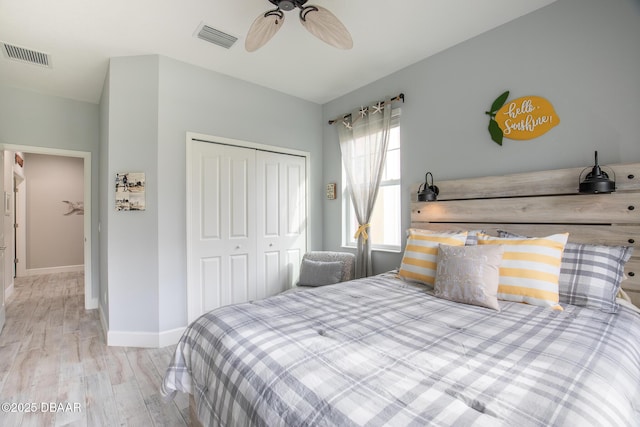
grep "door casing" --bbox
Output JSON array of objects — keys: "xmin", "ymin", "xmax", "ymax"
[{"xmin": 0, "ymin": 143, "xmax": 94, "ymax": 309}]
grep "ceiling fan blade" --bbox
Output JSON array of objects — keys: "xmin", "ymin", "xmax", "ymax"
[
  {"xmin": 300, "ymin": 5, "xmax": 352, "ymax": 50},
  {"xmin": 245, "ymin": 10, "xmax": 285, "ymax": 52}
]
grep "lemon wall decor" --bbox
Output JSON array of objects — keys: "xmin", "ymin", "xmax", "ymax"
[{"xmin": 485, "ymin": 91, "xmax": 560, "ymax": 145}]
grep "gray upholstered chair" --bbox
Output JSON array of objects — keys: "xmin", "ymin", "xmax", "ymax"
[{"xmin": 294, "ymin": 251, "xmax": 356, "ymax": 288}]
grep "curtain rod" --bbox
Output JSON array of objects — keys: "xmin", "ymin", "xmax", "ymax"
[{"xmin": 327, "ymin": 93, "xmax": 405, "ymax": 125}]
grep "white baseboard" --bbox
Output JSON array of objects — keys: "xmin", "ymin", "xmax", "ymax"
[
  {"xmin": 107, "ymin": 326, "xmax": 186, "ymax": 348},
  {"xmin": 86, "ymin": 297, "xmax": 98, "ymax": 310},
  {"xmin": 24, "ymin": 264, "xmax": 84, "ymax": 276},
  {"xmin": 159, "ymin": 327, "xmax": 186, "ymax": 347},
  {"xmin": 107, "ymin": 330, "xmax": 160, "ymax": 348},
  {"xmin": 99, "ymin": 298, "xmax": 185, "ymax": 348}
]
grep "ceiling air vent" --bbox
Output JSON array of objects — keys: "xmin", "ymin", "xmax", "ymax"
[
  {"xmin": 1, "ymin": 42, "xmax": 51, "ymax": 68},
  {"xmin": 196, "ymin": 24, "xmax": 238, "ymax": 49}
]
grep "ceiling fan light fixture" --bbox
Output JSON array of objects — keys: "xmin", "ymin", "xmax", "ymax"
[
  {"xmin": 268, "ymin": 0, "xmax": 307, "ymax": 11},
  {"xmin": 246, "ymin": 0, "xmax": 351, "ymax": 51},
  {"xmin": 245, "ymin": 10, "xmax": 285, "ymax": 52},
  {"xmin": 300, "ymin": 5, "xmax": 353, "ymax": 50},
  {"xmin": 278, "ymin": 0, "xmax": 296, "ymax": 11}
]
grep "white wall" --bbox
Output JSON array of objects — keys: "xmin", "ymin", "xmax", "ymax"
[
  {"xmin": 322, "ymin": 0, "xmax": 640, "ymax": 273},
  {"xmin": 23, "ymin": 153, "xmax": 84, "ymax": 271}
]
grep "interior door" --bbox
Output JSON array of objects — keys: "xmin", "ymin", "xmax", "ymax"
[
  {"xmin": 187, "ymin": 141, "xmax": 256, "ymax": 322},
  {"xmin": 256, "ymin": 151, "xmax": 306, "ymax": 298}
]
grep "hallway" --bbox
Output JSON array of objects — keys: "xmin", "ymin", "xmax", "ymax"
[{"xmin": 0, "ymin": 273, "xmax": 188, "ymax": 426}]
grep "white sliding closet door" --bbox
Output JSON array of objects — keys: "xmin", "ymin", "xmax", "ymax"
[
  {"xmin": 187, "ymin": 139, "xmax": 307, "ymax": 322},
  {"xmin": 188, "ymin": 142, "xmax": 257, "ymax": 322},
  {"xmin": 256, "ymin": 151, "xmax": 306, "ymax": 299}
]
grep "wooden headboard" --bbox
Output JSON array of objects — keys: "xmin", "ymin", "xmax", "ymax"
[{"xmin": 411, "ymin": 162, "xmax": 640, "ymax": 306}]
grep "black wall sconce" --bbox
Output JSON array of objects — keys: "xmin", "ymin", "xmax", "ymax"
[
  {"xmin": 579, "ymin": 151, "xmax": 616, "ymax": 194},
  {"xmin": 418, "ymin": 172, "xmax": 439, "ymax": 201}
]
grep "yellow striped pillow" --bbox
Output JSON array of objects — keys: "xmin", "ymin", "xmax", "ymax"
[
  {"xmin": 477, "ymin": 233, "xmax": 569, "ymax": 310},
  {"xmin": 398, "ymin": 229, "xmax": 468, "ymax": 286}
]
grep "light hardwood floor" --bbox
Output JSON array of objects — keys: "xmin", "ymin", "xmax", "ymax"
[{"xmin": 0, "ymin": 272, "xmax": 189, "ymax": 426}]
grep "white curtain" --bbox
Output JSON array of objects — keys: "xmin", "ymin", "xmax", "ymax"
[{"xmin": 337, "ymin": 99, "xmax": 392, "ymax": 278}]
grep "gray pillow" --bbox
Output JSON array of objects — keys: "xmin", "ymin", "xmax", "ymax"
[
  {"xmin": 558, "ymin": 242, "xmax": 632, "ymax": 313},
  {"xmin": 434, "ymin": 244, "xmax": 503, "ymax": 311},
  {"xmin": 298, "ymin": 259, "xmax": 343, "ymax": 286}
]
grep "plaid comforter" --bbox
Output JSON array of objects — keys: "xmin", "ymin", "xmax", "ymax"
[{"xmin": 162, "ymin": 275, "xmax": 640, "ymax": 426}]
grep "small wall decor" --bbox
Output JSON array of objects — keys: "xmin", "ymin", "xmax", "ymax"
[
  {"xmin": 62, "ymin": 201, "xmax": 84, "ymax": 215},
  {"xmin": 485, "ymin": 91, "xmax": 560, "ymax": 145},
  {"xmin": 115, "ymin": 172, "xmax": 146, "ymax": 211},
  {"xmin": 326, "ymin": 183, "xmax": 337, "ymax": 200}
]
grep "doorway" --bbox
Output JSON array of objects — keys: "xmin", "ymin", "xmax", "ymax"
[
  {"xmin": 14, "ymin": 153, "xmax": 84, "ymax": 277},
  {"xmin": 0, "ymin": 144, "xmax": 93, "ymax": 310}
]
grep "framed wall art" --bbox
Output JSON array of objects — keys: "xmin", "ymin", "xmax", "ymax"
[{"xmin": 115, "ymin": 172, "xmax": 146, "ymax": 211}]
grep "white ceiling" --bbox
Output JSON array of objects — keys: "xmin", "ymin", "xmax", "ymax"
[{"xmin": 0, "ymin": 0, "xmax": 557, "ymax": 105}]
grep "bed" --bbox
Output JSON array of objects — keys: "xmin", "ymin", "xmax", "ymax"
[{"xmin": 162, "ymin": 162, "xmax": 640, "ymax": 426}]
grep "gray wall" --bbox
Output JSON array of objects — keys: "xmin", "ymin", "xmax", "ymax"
[
  {"xmin": 0, "ymin": 84, "xmax": 100, "ymax": 298},
  {"xmin": 99, "ymin": 68, "xmax": 110, "ymax": 323},
  {"xmin": 322, "ymin": 0, "xmax": 640, "ymax": 274},
  {"xmin": 4, "ymin": 0, "xmax": 638, "ymax": 341},
  {"xmin": 24, "ymin": 153, "xmax": 84, "ymax": 269},
  {"xmin": 103, "ymin": 55, "xmax": 323, "ymax": 334},
  {"xmin": 103, "ymin": 55, "xmax": 160, "ymax": 333},
  {"xmin": 156, "ymin": 56, "xmax": 323, "ymax": 331}
]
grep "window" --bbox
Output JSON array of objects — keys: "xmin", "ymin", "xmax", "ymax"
[{"xmin": 343, "ymin": 110, "xmax": 401, "ymax": 251}]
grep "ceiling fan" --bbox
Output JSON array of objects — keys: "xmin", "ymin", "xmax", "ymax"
[{"xmin": 245, "ymin": 0, "xmax": 353, "ymax": 52}]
